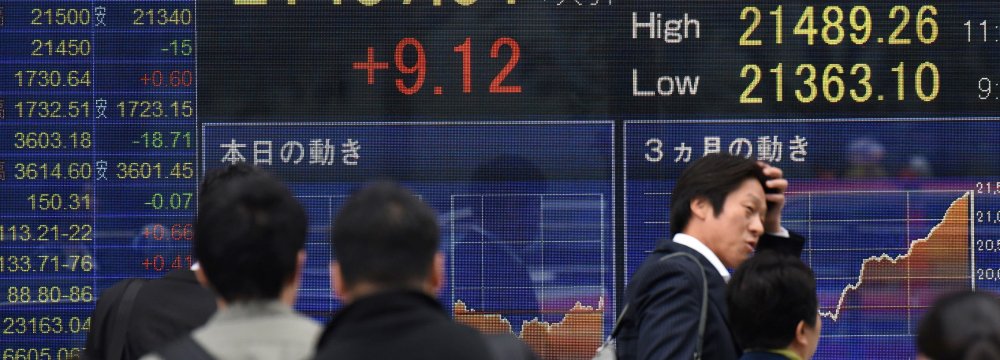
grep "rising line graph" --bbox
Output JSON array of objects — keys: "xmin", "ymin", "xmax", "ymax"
[{"xmin": 816, "ymin": 193, "xmax": 970, "ymax": 322}]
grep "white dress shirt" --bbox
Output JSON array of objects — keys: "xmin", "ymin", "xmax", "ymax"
[
  {"xmin": 672, "ymin": 233, "xmax": 732, "ymax": 282},
  {"xmin": 672, "ymin": 228, "xmax": 790, "ymax": 283}
]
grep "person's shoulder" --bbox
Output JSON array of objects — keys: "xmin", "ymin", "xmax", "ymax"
[
  {"xmin": 101, "ymin": 277, "xmax": 144, "ymax": 300},
  {"xmin": 635, "ymin": 247, "xmax": 706, "ymax": 284},
  {"xmin": 141, "ymin": 269, "xmax": 199, "ymax": 290},
  {"xmin": 92, "ymin": 277, "xmax": 150, "ymax": 315},
  {"xmin": 286, "ymin": 311, "xmax": 323, "ymax": 336}
]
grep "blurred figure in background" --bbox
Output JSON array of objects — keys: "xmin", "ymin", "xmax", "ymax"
[
  {"xmin": 727, "ymin": 252, "xmax": 821, "ymax": 360},
  {"xmin": 844, "ymin": 138, "xmax": 888, "ymax": 178},
  {"xmin": 917, "ymin": 291, "xmax": 1000, "ymax": 360}
]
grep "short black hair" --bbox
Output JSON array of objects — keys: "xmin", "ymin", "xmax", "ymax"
[
  {"xmin": 918, "ymin": 291, "xmax": 1000, "ymax": 360},
  {"xmin": 331, "ymin": 182, "xmax": 439, "ymax": 289},
  {"xmin": 194, "ymin": 172, "xmax": 307, "ymax": 302},
  {"xmin": 200, "ymin": 163, "xmax": 264, "ymax": 201},
  {"xmin": 727, "ymin": 251, "xmax": 818, "ymax": 350},
  {"xmin": 670, "ymin": 154, "xmax": 769, "ymax": 235}
]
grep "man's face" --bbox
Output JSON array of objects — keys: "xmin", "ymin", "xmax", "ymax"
[{"xmin": 701, "ymin": 178, "xmax": 766, "ymax": 268}]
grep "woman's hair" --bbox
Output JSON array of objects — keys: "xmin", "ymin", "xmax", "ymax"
[{"xmin": 917, "ymin": 291, "xmax": 1000, "ymax": 360}]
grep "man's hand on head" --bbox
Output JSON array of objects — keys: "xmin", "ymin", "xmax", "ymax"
[{"xmin": 758, "ymin": 161, "xmax": 787, "ymax": 234}]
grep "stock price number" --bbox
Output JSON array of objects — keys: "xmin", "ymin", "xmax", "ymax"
[
  {"xmin": 117, "ymin": 162, "xmax": 194, "ymax": 180},
  {"xmin": 14, "ymin": 162, "xmax": 92, "ymax": 181},
  {"xmin": 161, "ymin": 40, "xmax": 193, "ymax": 56},
  {"xmin": 2, "ymin": 316, "xmax": 90, "ymax": 335},
  {"xmin": 27, "ymin": 193, "xmax": 90, "ymax": 211},
  {"xmin": 0, "ymin": 224, "xmax": 93, "ymax": 242},
  {"xmin": 143, "ymin": 223, "xmax": 194, "ymax": 241},
  {"xmin": 977, "ymin": 239, "xmax": 1000, "ymax": 253},
  {"xmin": 31, "ymin": 8, "xmax": 91, "ymax": 26},
  {"xmin": 977, "ymin": 210, "xmax": 1000, "ymax": 224},
  {"xmin": 134, "ymin": 131, "xmax": 193, "ymax": 149},
  {"xmin": 740, "ymin": 62, "xmax": 939, "ymax": 104},
  {"xmin": 145, "ymin": 192, "xmax": 193, "ymax": 210},
  {"xmin": 140, "ymin": 70, "xmax": 194, "ymax": 87},
  {"xmin": 14, "ymin": 132, "xmax": 92, "ymax": 150},
  {"xmin": 118, "ymin": 100, "xmax": 194, "ymax": 119},
  {"xmin": 0, "ymin": 255, "xmax": 94, "ymax": 273},
  {"xmin": 740, "ymin": 5, "xmax": 938, "ymax": 46},
  {"xmin": 977, "ymin": 181, "xmax": 1000, "ymax": 195},
  {"xmin": 978, "ymin": 268, "xmax": 1000, "ymax": 281},
  {"xmin": 7, "ymin": 286, "xmax": 94, "ymax": 304},
  {"xmin": 354, "ymin": 37, "xmax": 520, "ymax": 95},
  {"xmin": 14, "ymin": 102, "xmax": 90, "ymax": 119},
  {"xmin": 14, "ymin": 70, "xmax": 91, "ymax": 88},
  {"xmin": 2, "ymin": 348, "xmax": 82, "ymax": 360},
  {"xmin": 142, "ymin": 254, "xmax": 193, "ymax": 272},
  {"xmin": 133, "ymin": 8, "xmax": 192, "ymax": 26},
  {"xmin": 31, "ymin": 39, "xmax": 91, "ymax": 57}
]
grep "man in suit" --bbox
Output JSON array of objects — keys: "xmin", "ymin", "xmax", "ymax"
[
  {"xmin": 84, "ymin": 164, "xmax": 262, "ymax": 360},
  {"xmin": 617, "ymin": 154, "xmax": 806, "ymax": 360},
  {"xmin": 728, "ymin": 252, "xmax": 821, "ymax": 360},
  {"xmin": 314, "ymin": 182, "xmax": 535, "ymax": 360}
]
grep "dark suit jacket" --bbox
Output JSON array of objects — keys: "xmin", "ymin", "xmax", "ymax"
[
  {"xmin": 84, "ymin": 269, "xmax": 217, "ymax": 360},
  {"xmin": 314, "ymin": 290, "xmax": 500, "ymax": 360},
  {"xmin": 616, "ymin": 232, "xmax": 805, "ymax": 360}
]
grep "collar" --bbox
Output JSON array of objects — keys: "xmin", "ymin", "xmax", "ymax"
[
  {"xmin": 163, "ymin": 269, "xmax": 198, "ymax": 283},
  {"xmin": 757, "ymin": 349, "xmax": 802, "ymax": 360},
  {"xmin": 211, "ymin": 299, "xmax": 294, "ymax": 322},
  {"xmin": 324, "ymin": 290, "xmax": 445, "ymax": 334},
  {"xmin": 672, "ymin": 233, "xmax": 730, "ymax": 282}
]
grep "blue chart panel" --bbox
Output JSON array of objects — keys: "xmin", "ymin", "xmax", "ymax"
[
  {"xmin": 625, "ymin": 120, "xmax": 1000, "ymax": 360},
  {"xmin": 202, "ymin": 122, "xmax": 614, "ymax": 356}
]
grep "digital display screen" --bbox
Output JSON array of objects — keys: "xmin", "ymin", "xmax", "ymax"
[{"xmin": 3, "ymin": 1, "xmax": 1000, "ymax": 359}]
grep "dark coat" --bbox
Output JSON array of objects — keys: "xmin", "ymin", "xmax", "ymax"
[
  {"xmin": 616, "ymin": 233, "xmax": 805, "ymax": 360},
  {"xmin": 84, "ymin": 269, "xmax": 217, "ymax": 360},
  {"xmin": 314, "ymin": 290, "xmax": 497, "ymax": 360}
]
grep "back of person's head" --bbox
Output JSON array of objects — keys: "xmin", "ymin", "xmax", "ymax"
[
  {"xmin": 331, "ymin": 182, "xmax": 439, "ymax": 291},
  {"xmin": 200, "ymin": 162, "xmax": 264, "ymax": 201},
  {"xmin": 670, "ymin": 154, "xmax": 769, "ymax": 235},
  {"xmin": 918, "ymin": 291, "xmax": 1000, "ymax": 360},
  {"xmin": 194, "ymin": 171, "xmax": 307, "ymax": 302},
  {"xmin": 728, "ymin": 251, "xmax": 819, "ymax": 357}
]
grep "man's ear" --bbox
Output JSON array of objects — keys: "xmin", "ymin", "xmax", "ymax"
[
  {"xmin": 794, "ymin": 319, "xmax": 809, "ymax": 347},
  {"xmin": 194, "ymin": 267, "xmax": 210, "ymax": 288},
  {"xmin": 427, "ymin": 252, "xmax": 445, "ymax": 295},
  {"xmin": 690, "ymin": 196, "xmax": 712, "ymax": 221},
  {"xmin": 331, "ymin": 262, "xmax": 348, "ymax": 302},
  {"xmin": 294, "ymin": 250, "xmax": 306, "ymax": 284}
]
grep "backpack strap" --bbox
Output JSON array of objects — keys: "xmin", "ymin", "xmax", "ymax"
[
  {"xmin": 108, "ymin": 278, "xmax": 146, "ymax": 360},
  {"xmin": 604, "ymin": 252, "xmax": 709, "ymax": 360}
]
